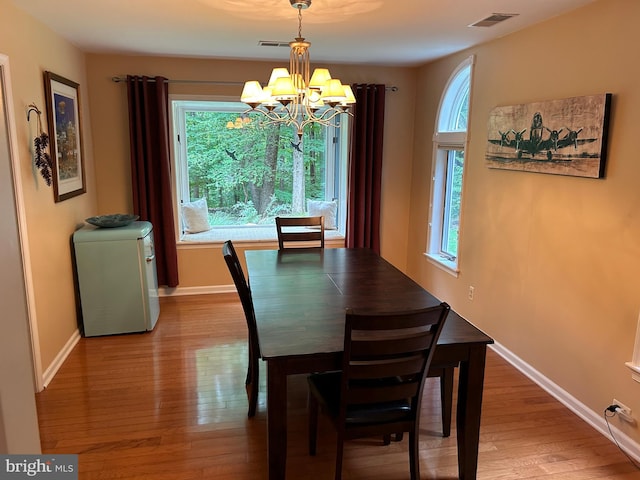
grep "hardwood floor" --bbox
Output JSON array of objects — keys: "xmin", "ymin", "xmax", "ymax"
[{"xmin": 36, "ymin": 294, "xmax": 639, "ymax": 479}]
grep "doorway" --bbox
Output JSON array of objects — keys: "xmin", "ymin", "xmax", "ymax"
[{"xmin": 0, "ymin": 53, "xmax": 42, "ymax": 453}]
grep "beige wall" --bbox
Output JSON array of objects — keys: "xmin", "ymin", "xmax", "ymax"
[
  {"xmin": 408, "ymin": 0, "xmax": 640, "ymax": 444},
  {"xmin": 0, "ymin": 0, "xmax": 97, "ymax": 378},
  {"xmin": 85, "ymin": 55, "xmax": 418, "ymax": 287}
]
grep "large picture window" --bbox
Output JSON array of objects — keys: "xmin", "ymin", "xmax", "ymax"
[
  {"xmin": 426, "ymin": 57, "xmax": 473, "ymax": 274},
  {"xmin": 171, "ymin": 98, "xmax": 348, "ymax": 242}
]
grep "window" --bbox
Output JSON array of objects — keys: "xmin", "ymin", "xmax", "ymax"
[
  {"xmin": 627, "ymin": 312, "xmax": 640, "ymax": 382},
  {"xmin": 426, "ymin": 56, "xmax": 473, "ymax": 274},
  {"xmin": 171, "ymin": 98, "xmax": 348, "ymax": 242}
]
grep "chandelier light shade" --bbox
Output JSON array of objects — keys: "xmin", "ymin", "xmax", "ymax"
[
  {"xmin": 240, "ymin": 0, "xmax": 355, "ymax": 137},
  {"xmin": 226, "ymin": 115, "xmax": 253, "ymax": 129}
]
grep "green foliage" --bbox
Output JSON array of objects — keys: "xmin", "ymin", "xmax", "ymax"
[
  {"xmin": 229, "ymin": 201, "xmax": 259, "ymax": 224},
  {"xmin": 443, "ymin": 150, "xmax": 464, "ymax": 255},
  {"xmin": 184, "ymin": 110, "xmax": 328, "ymax": 225}
]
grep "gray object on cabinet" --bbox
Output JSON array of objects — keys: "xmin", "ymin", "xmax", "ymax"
[{"xmin": 73, "ymin": 220, "xmax": 160, "ymax": 336}]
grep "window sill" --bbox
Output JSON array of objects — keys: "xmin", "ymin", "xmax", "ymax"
[
  {"xmin": 424, "ymin": 252, "xmax": 459, "ymax": 277},
  {"xmin": 178, "ymin": 225, "xmax": 345, "ymax": 248},
  {"xmin": 625, "ymin": 362, "xmax": 640, "ymax": 383}
]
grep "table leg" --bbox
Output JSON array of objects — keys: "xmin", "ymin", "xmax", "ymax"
[
  {"xmin": 267, "ymin": 360, "xmax": 288, "ymax": 480},
  {"xmin": 455, "ymin": 345, "xmax": 487, "ymax": 480}
]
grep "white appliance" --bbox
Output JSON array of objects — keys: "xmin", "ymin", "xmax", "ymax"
[{"xmin": 73, "ymin": 221, "xmax": 160, "ymax": 336}]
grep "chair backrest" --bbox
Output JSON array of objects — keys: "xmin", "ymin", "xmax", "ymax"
[
  {"xmin": 340, "ymin": 303, "xmax": 450, "ymax": 425},
  {"xmin": 275, "ymin": 216, "xmax": 325, "ymax": 249},
  {"xmin": 222, "ymin": 240, "xmax": 259, "ymax": 355}
]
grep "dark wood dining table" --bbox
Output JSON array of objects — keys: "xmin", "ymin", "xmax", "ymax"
[{"xmin": 245, "ymin": 247, "xmax": 494, "ymax": 480}]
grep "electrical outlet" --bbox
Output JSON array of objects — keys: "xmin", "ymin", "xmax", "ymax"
[
  {"xmin": 613, "ymin": 398, "xmax": 635, "ymax": 423},
  {"xmin": 468, "ymin": 286, "xmax": 474, "ymax": 300}
]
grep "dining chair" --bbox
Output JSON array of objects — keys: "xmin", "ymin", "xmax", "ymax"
[
  {"xmin": 275, "ymin": 216, "xmax": 325, "ymax": 249},
  {"xmin": 222, "ymin": 240, "xmax": 261, "ymax": 417},
  {"xmin": 307, "ymin": 303, "xmax": 450, "ymax": 480}
]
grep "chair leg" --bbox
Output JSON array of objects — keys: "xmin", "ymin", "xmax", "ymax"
[
  {"xmin": 440, "ymin": 367, "xmax": 454, "ymax": 437},
  {"xmin": 334, "ymin": 437, "xmax": 344, "ymax": 480},
  {"xmin": 245, "ymin": 363, "xmax": 252, "ymax": 387},
  {"xmin": 245, "ymin": 334, "xmax": 254, "ymax": 385},
  {"xmin": 246, "ymin": 345, "xmax": 259, "ymax": 418},
  {"xmin": 308, "ymin": 394, "xmax": 319, "ymax": 455},
  {"xmin": 408, "ymin": 430, "xmax": 420, "ymax": 480}
]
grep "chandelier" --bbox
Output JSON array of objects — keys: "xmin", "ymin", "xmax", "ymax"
[{"xmin": 240, "ymin": 0, "xmax": 355, "ymax": 138}]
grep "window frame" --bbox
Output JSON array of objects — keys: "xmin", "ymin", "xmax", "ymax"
[
  {"xmin": 425, "ymin": 56, "xmax": 474, "ymax": 276},
  {"xmin": 169, "ymin": 95, "xmax": 349, "ymax": 244}
]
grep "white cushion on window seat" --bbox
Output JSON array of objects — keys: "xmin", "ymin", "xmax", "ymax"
[
  {"xmin": 181, "ymin": 198, "xmax": 211, "ymax": 233},
  {"xmin": 180, "ymin": 225, "xmax": 344, "ymax": 244},
  {"xmin": 307, "ymin": 200, "xmax": 338, "ymax": 229}
]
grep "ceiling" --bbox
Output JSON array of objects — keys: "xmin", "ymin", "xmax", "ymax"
[{"xmin": 12, "ymin": 0, "xmax": 595, "ymax": 66}]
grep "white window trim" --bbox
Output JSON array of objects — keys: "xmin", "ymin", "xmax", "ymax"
[
  {"xmin": 626, "ymin": 310, "xmax": 640, "ymax": 383},
  {"xmin": 425, "ymin": 143, "xmax": 463, "ymax": 276},
  {"xmin": 425, "ymin": 55, "xmax": 474, "ymax": 276},
  {"xmin": 324, "ymin": 119, "xmax": 349, "ymax": 234}
]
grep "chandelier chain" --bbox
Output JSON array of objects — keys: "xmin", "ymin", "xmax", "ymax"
[{"xmin": 297, "ymin": 6, "xmax": 303, "ymax": 39}]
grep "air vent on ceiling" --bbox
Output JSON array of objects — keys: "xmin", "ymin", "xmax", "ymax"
[
  {"xmin": 469, "ymin": 13, "xmax": 518, "ymax": 27},
  {"xmin": 258, "ymin": 40, "xmax": 291, "ymax": 48}
]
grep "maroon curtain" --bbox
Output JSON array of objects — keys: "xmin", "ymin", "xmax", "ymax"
[
  {"xmin": 126, "ymin": 75, "xmax": 179, "ymax": 287},
  {"xmin": 346, "ymin": 84, "xmax": 386, "ymax": 253}
]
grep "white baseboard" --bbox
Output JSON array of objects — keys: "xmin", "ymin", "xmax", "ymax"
[
  {"xmin": 158, "ymin": 285, "xmax": 236, "ymax": 296},
  {"xmin": 491, "ymin": 342, "xmax": 640, "ymax": 464},
  {"xmin": 42, "ymin": 328, "xmax": 80, "ymax": 389}
]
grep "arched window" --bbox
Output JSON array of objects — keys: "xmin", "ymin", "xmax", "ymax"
[{"xmin": 426, "ymin": 56, "xmax": 474, "ymax": 275}]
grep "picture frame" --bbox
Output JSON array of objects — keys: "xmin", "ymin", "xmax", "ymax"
[
  {"xmin": 485, "ymin": 94, "xmax": 611, "ymax": 178},
  {"xmin": 44, "ymin": 71, "xmax": 86, "ymax": 202}
]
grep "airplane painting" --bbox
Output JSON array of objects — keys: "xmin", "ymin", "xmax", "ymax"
[{"xmin": 486, "ymin": 94, "xmax": 611, "ymax": 178}]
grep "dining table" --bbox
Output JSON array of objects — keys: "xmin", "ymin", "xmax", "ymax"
[{"xmin": 244, "ymin": 247, "xmax": 494, "ymax": 480}]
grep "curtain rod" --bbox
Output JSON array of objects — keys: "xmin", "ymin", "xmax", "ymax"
[
  {"xmin": 111, "ymin": 76, "xmax": 243, "ymax": 86},
  {"xmin": 111, "ymin": 76, "xmax": 398, "ymax": 91}
]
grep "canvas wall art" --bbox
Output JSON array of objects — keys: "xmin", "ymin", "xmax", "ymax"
[{"xmin": 485, "ymin": 94, "xmax": 611, "ymax": 178}]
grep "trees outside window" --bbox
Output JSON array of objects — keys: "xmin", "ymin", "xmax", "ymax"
[{"xmin": 172, "ymin": 99, "xmax": 347, "ymax": 232}]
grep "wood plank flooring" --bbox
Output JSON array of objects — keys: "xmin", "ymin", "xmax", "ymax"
[{"xmin": 36, "ymin": 294, "xmax": 640, "ymax": 479}]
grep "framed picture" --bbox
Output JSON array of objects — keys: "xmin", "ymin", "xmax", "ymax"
[
  {"xmin": 486, "ymin": 94, "xmax": 611, "ymax": 178},
  {"xmin": 44, "ymin": 71, "xmax": 86, "ymax": 202}
]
